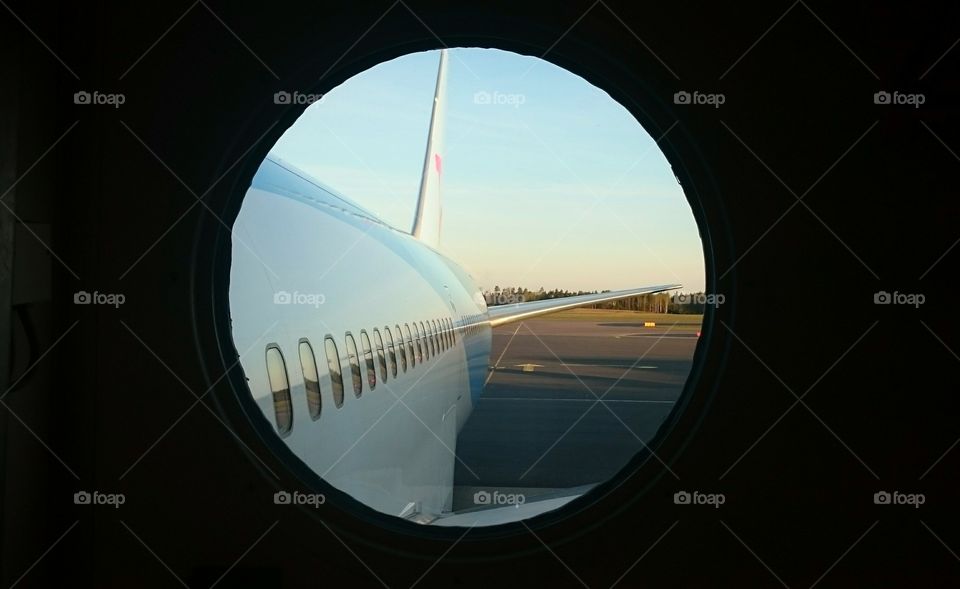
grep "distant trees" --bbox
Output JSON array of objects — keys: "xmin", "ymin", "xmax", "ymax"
[{"xmin": 480, "ymin": 287, "xmax": 710, "ymax": 314}]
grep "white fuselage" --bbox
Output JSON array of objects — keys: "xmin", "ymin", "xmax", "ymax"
[{"xmin": 229, "ymin": 157, "xmax": 491, "ymax": 520}]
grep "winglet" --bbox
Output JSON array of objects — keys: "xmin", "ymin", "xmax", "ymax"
[{"xmin": 411, "ymin": 49, "xmax": 449, "ymax": 249}]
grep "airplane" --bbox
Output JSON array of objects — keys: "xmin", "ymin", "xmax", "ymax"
[{"xmin": 228, "ymin": 48, "xmax": 681, "ymax": 525}]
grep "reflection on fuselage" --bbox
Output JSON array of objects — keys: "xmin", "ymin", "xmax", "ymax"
[{"xmin": 230, "ymin": 157, "xmax": 492, "ymax": 520}]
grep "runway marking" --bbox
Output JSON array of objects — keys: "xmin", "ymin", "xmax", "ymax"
[
  {"xmin": 485, "ymin": 322, "xmax": 523, "ymax": 386},
  {"xmin": 482, "ymin": 398, "xmax": 675, "ymax": 403},
  {"xmin": 616, "ymin": 333, "xmax": 697, "ymax": 339},
  {"xmin": 559, "ymin": 363, "xmax": 658, "ymax": 369}
]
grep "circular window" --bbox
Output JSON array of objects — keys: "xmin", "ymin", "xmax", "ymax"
[{"xmin": 227, "ymin": 48, "xmax": 705, "ymax": 526}]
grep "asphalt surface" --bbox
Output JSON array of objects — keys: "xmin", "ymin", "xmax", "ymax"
[{"xmin": 453, "ymin": 315, "xmax": 699, "ymax": 506}]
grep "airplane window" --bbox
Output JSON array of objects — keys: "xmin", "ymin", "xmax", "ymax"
[
  {"xmin": 430, "ymin": 320, "xmax": 438, "ymax": 354},
  {"xmin": 265, "ymin": 345, "xmax": 293, "ymax": 436},
  {"xmin": 360, "ymin": 330, "xmax": 376, "ymax": 390},
  {"xmin": 324, "ymin": 336, "xmax": 344, "ymax": 408},
  {"xmin": 404, "ymin": 323, "xmax": 415, "ymax": 368},
  {"xmin": 420, "ymin": 321, "xmax": 430, "ymax": 359},
  {"xmin": 420, "ymin": 321, "xmax": 429, "ymax": 360},
  {"xmin": 298, "ymin": 339, "xmax": 322, "ymax": 420},
  {"xmin": 433, "ymin": 319, "xmax": 441, "ymax": 352},
  {"xmin": 412, "ymin": 322, "xmax": 423, "ymax": 363},
  {"xmin": 426, "ymin": 321, "xmax": 436, "ymax": 357},
  {"xmin": 413, "ymin": 321, "xmax": 430, "ymax": 362},
  {"xmin": 447, "ymin": 318, "xmax": 454, "ymax": 346},
  {"xmin": 344, "ymin": 332, "xmax": 362, "ymax": 397},
  {"xmin": 383, "ymin": 327, "xmax": 397, "ymax": 377},
  {"xmin": 424, "ymin": 321, "xmax": 432, "ymax": 356},
  {"xmin": 373, "ymin": 328, "xmax": 388, "ymax": 383},
  {"xmin": 393, "ymin": 324, "xmax": 406, "ymax": 373}
]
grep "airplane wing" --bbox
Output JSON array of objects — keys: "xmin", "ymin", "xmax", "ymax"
[
  {"xmin": 431, "ymin": 488, "xmax": 592, "ymax": 526},
  {"xmin": 486, "ymin": 284, "xmax": 682, "ymax": 327}
]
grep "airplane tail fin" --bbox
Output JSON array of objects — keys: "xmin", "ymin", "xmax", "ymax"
[{"xmin": 411, "ymin": 49, "xmax": 449, "ymax": 249}]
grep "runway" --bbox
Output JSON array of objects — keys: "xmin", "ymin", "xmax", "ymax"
[{"xmin": 452, "ymin": 312, "xmax": 699, "ymax": 509}]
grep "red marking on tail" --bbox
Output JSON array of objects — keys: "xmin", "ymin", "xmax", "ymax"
[{"xmin": 434, "ymin": 153, "xmax": 442, "ymax": 175}]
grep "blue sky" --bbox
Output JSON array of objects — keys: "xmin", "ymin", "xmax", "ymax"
[{"xmin": 269, "ymin": 48, "xmax": 705, "ymax": 293}]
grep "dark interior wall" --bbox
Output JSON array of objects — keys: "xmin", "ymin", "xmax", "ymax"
[
  {"xmin": 1, "ymin": 1, "xmax": 958, "ymax": 587},
  {"xmin": 1, "ymin": 2, "xmax": 84, "ymax": 584}
]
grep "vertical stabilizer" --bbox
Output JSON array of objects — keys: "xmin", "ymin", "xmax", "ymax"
[{"xmin": 411, "ymin": 49, "xmax": 449, "ymax": 249}]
